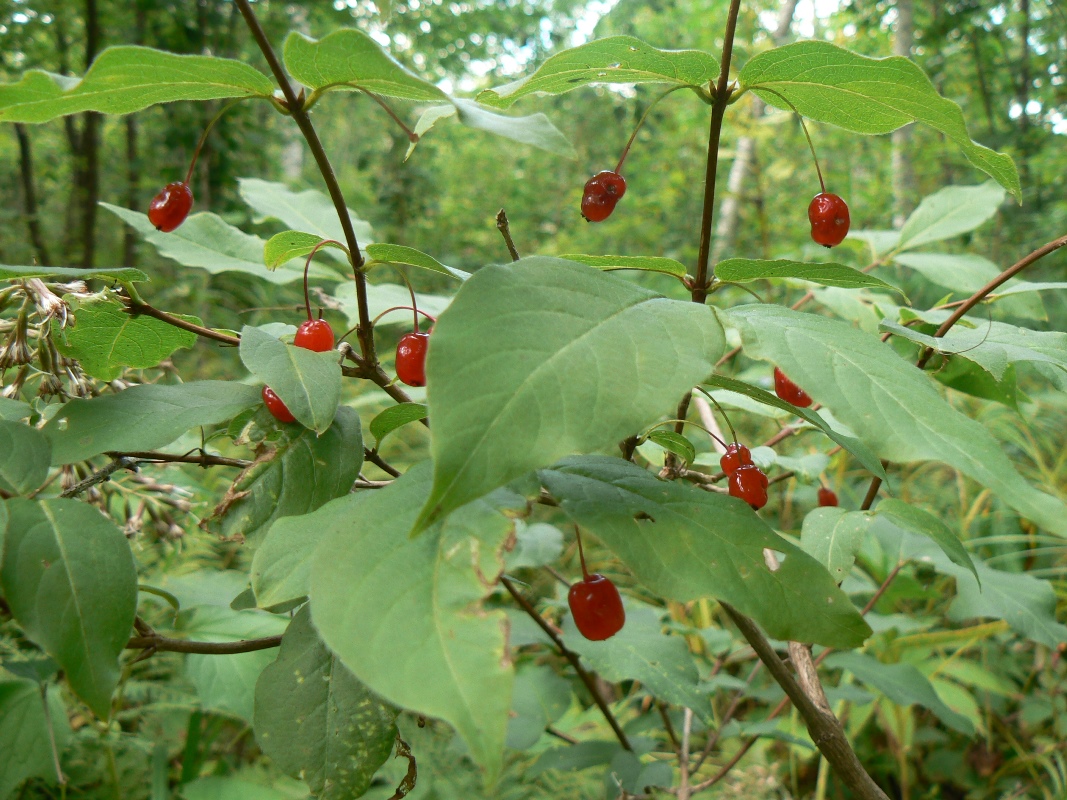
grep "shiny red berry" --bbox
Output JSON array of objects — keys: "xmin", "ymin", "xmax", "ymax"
[
  {"xmin": 262, "ymin": 386, "xmax": 296, "ymax": 424},
  {"xmin": 396, "ymin": 331, "xmax": 430, "ymax": 387},
  {"xmin": 773, "ymin": 366, "xmax": 813, "ymax": 408},
  {"xmin": 729, "ymin": 464, "xmax": 769, "ymax": 510},
  {"xmin": 818, "ymin": 487, "xmax": 839, "ymax": 507},
  {"xmin": 148, "ymin": 182, "xmax": 193, "ymax": 232},
  {"xmin": 593, "ymin": 170, "xmax": 627, "ymax": 200},
  {"xmin": 719, "ymin": 442, "xmax": 752, "ymax": 475},
  {"xmin": 580, "ymin": 171, "xmax": 626, "ymax": 222},
  {"xmin": 294, "ymin": 319, "xmax": 335, "ymax": 352},
  {"xmin": 568, "ymin": 573, "xmax": 626, "ymax": 641},
  {"xmin": 808, "ymin": 192, "xmax": 850, "ymax": 248}
]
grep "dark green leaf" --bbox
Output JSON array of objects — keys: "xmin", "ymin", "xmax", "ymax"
[
  {"xmin": 0, "ymin": 420, "xmax": 51, "ymax": 495},
  {"xmin": 369, "ymin": 402, "xmax": 427, "ymax": 448},
  {"xmin": 557, "ymin": 254, "xmax": 687, "ymax": 278},
  {"xmin": 646, "ymin": 431, "xmax": 695, "ymax": 465},
  {"xmin": 0, "ymin": 499, "xmax": 137, "ymax": 718},
  {"xmin": 715, "ymin": 258, "xmax": 902, "ymax": 294},
  {"xmin": 0, "ymin": 265, "xmax": 147, "ymax": 283},
  {"xmin": 0, "ymin": 681, "xmax": 70, "ymax": 797},
  {"xmin": 799, "ymin": 508, "xmax": 871, "ymax": 584},
  {"xmin": 263, "ymin": 232, "xmax": 348, "ymax": 270}
]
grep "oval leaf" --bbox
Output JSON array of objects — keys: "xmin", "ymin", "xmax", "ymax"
[
  {"xmin": 897, "ymin": 182, "xmax": 1006, "ymax": 250},
  {"xmin": 263, "ymin": 232, "xmax": 348, "ymax": 270},
  {"xmin": 715, "ymin": 258, "xmax": 903, "ymax": 294},
  {"xmin": 238, "ymin": 178, "xmax": 374, "ymax": 253},
  {"xmin": 366, "ymin": 243, "xmax": 466, "ymax": 280},
  {"xmin": 799, "ymin": 507, "xmax": 871, "ymax": 584},
  {"xmin": 646, "ymin": 430, "xmax": 696, "ymax": 465},
  {"xmin": 369, "ymin": 402, "xmax": 427, "ymax": 449},
  {"xmin": 0, "ymin": 420, "xmax": 51, "ymax": 496},
  {"xmin": 558, "ymin": 254, "xmax": 688, "ymax": 278},
  {"xmin": 451, "ymin": 98, "xmax": 576, "ymax": 158}
]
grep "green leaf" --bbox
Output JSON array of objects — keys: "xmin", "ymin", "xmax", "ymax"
[
  {"xmin": 52, "ymin": 291, "xmax": 197, "ymax": 381},
  {"xmin": 178, "ymin": 606, "xmax": 288, "ymax": 722},
  {"xmin": 715, "ymin": 258, "xmax": 903, "ymax": 294},
  {"xmin": 103, "ymin": 204, "xmax": 342, "ymax": 285},
  {"xmin": 799, "ymin": 507, "xmax": 871, "ymax": 584},
  {"xmin": 505, "ymin": 665, "xmax": 571, "ymax": 750},
  {"xmin": 334, "ymin": 281, "xmax": 452, "ymax": 328},
  {"xmin": 450, "ymin": 98, "xmax": 576, "ymax": 158},
  {"xmin": 0, "ymin": 397, "xmax": 31, "ymax": 422},
  {"xmin": 540, "ymin": 456, "xmax": 871, "ymax": 648},
  {"xmin": 701, "ymin": 375, "xmax": 887, "ymax": 480},
  {"xmin": 725, "ymin": 305, "xmax": 1067, "ymax": 536},
  {"xmin": 825, "ymin": 652, "xmax": 974, "ymax": 734},
  {"xmin": 0, "ymin": 681, "xmax": 70, "ymax": 797},
  {"xmin": 44, "ymin": 381, "xmax": 262, "ymax": 465},
  {"xmin": 254, "ymin": 606, "xmax": 398, "ymax": 799},
  {"xmin": 181, "ymin": 777, "xmax": 304, "ymax": 800},
  {"xmin": 562, "ymin": 604, "xmax": 708, "ymax": 719},
  {"xmin": 239, "ymin": 326, "xmax": 342, "ymax": 434},
  {"xmin": 646, "ymin": 431, "xmax": 695, "ymax": 465},
  {"xmin": 284, "ymin": 29, "xmax": 447, "ymax": 101},
  {"xmin": 557, "ymin": 254, "xmax": 687, "ymax": 278},
  {"xmin": 504, "ymin": 521, "xmax": 565, "ymax": 570},
  {"xmin": 369, "ymin": 402, "xmax": 427, "ymax": 449},
  {"xmin": 935, "ymin": 359, "xmax": 1021, "ymax": 410},
  {"xmin": 238, "ymin": 178, "xmax": 374, "ymax": 252},
  {"xmin": 205, "ymin": 407, "xmax": 363, "ymax": 546},
  {"xmin": 739, "ymin": 42, "xmax": 1020, "ymax": 201},
  {"xmin": 366, "ymin": 243, "xmax": 467, "ymax": 280},
  {"xmin": 477, "ymin": 36, "xmax": 717, "ymax": 109},
  {"xmin": 897, "ymin": 182, "xmax": 1005, "ymax": 250},
  {"xmin": 0, "ymin": 46, "xmax": 274, "ymax": 123},
  {"xmin": 0, "ymin": 499, "xmax": 137, "ymax": 718},
  {"xmin": 309, "ymin": 464, "xmax": 522, "ymax": 780},
  {"xmin": 418, "ymin": 257, "xmax": 725, "ymax": 528},
  {"xmin": 0, "ymin": 264, "xmax": 148, "ymax": 284},
  {"xmin": 263, "ymin": 232, "xmax": 348, "ymax": 270},
  {"xmin": 0, "ymin": 420, "xmax": 51, "ymax": 496},
  {"xmin": 875, "ymin": 498, "xmax": 977, "ymax": 582}
]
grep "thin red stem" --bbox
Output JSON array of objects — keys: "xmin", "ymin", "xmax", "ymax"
[
  {"xmin": 363, "ymin": 90, "xmax": 419, "ymax": 143},
  {"xmin": 368, "ymin": 306, "xmax": 438, "ymax": 328},
  {"xmin": 575, "ymin": 526, "xmax": 590, "ymax": 581},
  {"xmin": 613, "ymin": 86, "xmax": 687, "ymax": 174},
  {"xmin": 184, "ymin": 99, "xmax": 242, "ymax": 185},
  {"xmin": 301, "ymin": 239, "xmax": 343, "ymax": 321}
]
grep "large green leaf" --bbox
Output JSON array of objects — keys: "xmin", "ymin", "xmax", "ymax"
[
  {"xmin": 896, "ymin": 182, "xmax": 1006, "ymax": 250},
  {"xmin": 407, "ymin": 100, "xmax": 576, "ymax": 158},
  {"xmin": 365, "ymin": 243, "xmax": 466, "ymax": 280},
  {"xmin": 557, "ymin": 254, "xmax": 688, "ymax": 279},
  {"xmin": 45, "ymin": 381, "xmax": 262, "ymax": 465},
  {"xmin": 0, "ymin": 265, "xmax": 147, "ymax": 283},
  {"xmin": 824, "ymin": 652, "xmax": 974, "ymax": 734},
  {"xmin": 284, "ymin": 29, "xmax": 447, "ymax": 101},
  {"xmin": 875, "ymin": 498, "xmax": 977, "ymax": 581},
  {"xmin": 334, "ymin": 281, "xmax": 452, "ymax": 329},
  {"xmin": 239, "ymin": 326, "xmax": 342, "ymax": 433},
  {"xmin": 477, "ymin": 36, "xmax": 717, "ymax": 109},
  {"xmin": 103, "ymin": 205, "xmax": 342, "ymax": 285},
  {"xmin": 52, "ymin": 291, "xmax": 197, "ymax": 381},
  {"xmin": 263, "ymin": 232, "xmax": 349, "ymax": 270},
  {"xmin": 0, "ymin": 46, "xmax": 274, "ymax": 123},
  {"xmin": 310, "ymin": 464, "xmax": 522, "ymax": 780},
  {"xmin": 254, "ymin": 607, "xmax": 398, "ymax": 799},
  {"xmin": 0, "ymin": 680, "xmax": 70, "ymax": 798},
  {"xmin": 539, "ymin": 456, "xmax": 871, "ymax": 648},
  {"xmin": 799, "ymin": 507, "xmax": 871, "ymax": 584},
  {"xmin": 725, "ymin": 305, "xmax": 1067, "ymax": 536},
  {"xmin": 739, "ymin": 42, "xmax": 1020, "ymax": 200},
  {"xmin": 506, "ymin": 665, "xmax": 571, "ymax": 750},
  {"xmin": 206, "ymin": 406, "xmax": 363, "ymax": 546},
  {"xmin": 237, "ymin": 179, "xmax": 374, "ymax": 252},
  {"xmin": 561, "ymin": 604, "xmax": 708, "ymax": 719},
  {"xmin": 715, "ymin": 258, "xmax": 902, "ymax": 294},
  {"xmin": 0, "ymin": 398, "xmax": 31, "ymax": 422},
  {"xmin": 0, "ymin": 420, "xmax": 50, "ymax": 496},
  {"xmin": 418, "ymin": 257, "xmax": 725, "ymax": 528},
  {"xmin": 0, "ymin": 499, "xmax": 137, "ymax": 718}
]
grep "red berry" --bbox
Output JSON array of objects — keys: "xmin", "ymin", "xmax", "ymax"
[
  {"xmin": 592, "ymin": 170, "xmax": 627, "ymax": 201},
  {"xmin": 808, "ymin": 192, "xmax": 850, "ymax": 248},
  {"xmin": 719, "ymin": 442, "xmax": 752, "ymax": 475},
  {"xmin": 580, "ymin": 171, "xmax": 626, "ymax": 222},
  {"xmin": 294, "ymin": 319, "xmax": 335, "ymax": 352},
  {"xmin": 581, "ymin": 190, "xmax": 616, "ymax": 222},
  {"xmin": 262, "ymin": 386, "xmax": 296, "ymax": 423},
  {"xmin": 148, "ymin": 182, "xmax": 193, "ymax": 232},
  {"xmin": 773, "ymin": 366, "xmax": 813, "ymax": 408},
  {"xmin": 817, "ymin": 487, "xmax": 839, "ymax": 507},
  {"xmin": 729, "ymin": 464, "xmax": 769, "ymax": 510},
  {"xmin": 568, "ymin": 573, "xmax": 626, "ymax": 641},
  {"xmin": 396, "ymin": 331, "xmax": 430, "ymax": 387}
]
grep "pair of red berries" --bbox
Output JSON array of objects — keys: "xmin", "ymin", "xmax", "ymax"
[
  {"xmin": 262, "ymin": 318, "xmax": 337, "ymax": 424},
  {"xmin": 808, "ymin": 192, "xmax": 850, "ymax": 248},
  {"xmin": 580, "ymin": 170, "xmax": 627, "ymax": 223},
  {"xmin": 720, "ymin": 443, "xmax": 769, "ymax": 510}
]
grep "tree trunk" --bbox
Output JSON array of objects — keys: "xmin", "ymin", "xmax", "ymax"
[
  {"xmin": 79, "ymin": 0, "xmax": 102, "ymax": 268},
  {"xmin": 124, "ymin": 116, "xmax": 140, "ymax": 266},
  {"xmin": 891, "ymin": 0, "xmax": 916, "ymax": 228},
  {"xmin": 13, "ymin": 124, "xmax": 52, "ymax": 266}
]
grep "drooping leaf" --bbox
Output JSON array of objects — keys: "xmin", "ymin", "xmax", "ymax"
[
  {"xmin": 825, "ymin": 652, "xmax": 974, "ymax": 734},
  {"xmin": 284, "ymin": 29, "xmax": 447, "ymax": 101},
  {"xmin": 369, "ymin": 402, "xmax": 427, "ymax": 449},
  {"xmin": 562, "ymin": 604, "xmax": 708, "ymax": 718},
  {"xmin": 725, "ymin": 305, "xmax": 1067, "ymax": 535},
  {"xmin": 0, "ymin": 499, "xmax": 137, "ymax": 718},
  {"xmin": 0, "ymin": 46, "xmax": 274, "ymax": 123},
  {"xmin": 310, "ymin": 464, "xmax": 522, "ymax": 780},
  {"xmin": 799, "ymin": 507, "xmax": 871, "ymax": 584},
  {"xmin": 254, "ymin": 607, "xmax": 398, "ymax": 800},
  {"xmin": 0, "ymin": 420, "xmax": 51, "ymax": 496},
  {"xmin": 557, "ymin": 254, "xmax": 688, "ymax": 278},
  {"xmin": 0, "ymin": 264, "xmax": 147, "ymax": 283},
  {"xmin": 366, "ymin": 243, "xmax": 467, "ymax": 279},
  {"xmin": 477, "ymin": 36, "xmax": 717, "ymax": 109},
  {"xmin": 715, "ymin": 258, "xmax": 903, "ymax": 294},
  {"xmin": 540, "ymin": 456, "xmax": 871, "ymax": 648},
  {"xmin": 263, "ymin": 232, "xmax": 348, "ymax": 270},
  {"xmin": 44, "ymin": 381, "xmax": 262, "ymax": 465},
  {"xmin": 875, "ymin": 498, "xmax": 977, "ymax": 581},
  {"xmin": 205, "ymin": 406, "xmax": 363, "ymax": 546},
  {"xmin": 896, "ymin": 183, "xmax": 1005, "ymax": 250},
  {"xmin": 239, "ymin": 326, "xmax": 342, "ymax": 434},
  {"xmin": 418, "ymin": 257, "xmax": 725, "ymax": 528},
  {"xmin": 238, "ymin": 178, "xmax": 374, "ymax": 252},
  {"xmin": 102, "ymin": 205, "xmax": 342, "ymax": 285},
  {"xmin": 739, "ymin": 42, "xmax": 1020, "ymax": 200},
  {"xmin": 0, "ymin": 680, "xmax": 70, "ymax": 798},
  {"xmin": 52, "ymin": 291, "xmax": 197, "ymax": 381},
  {"xmin": 505, "ymin": 665, "xmax": 572, "ymax": 750}
]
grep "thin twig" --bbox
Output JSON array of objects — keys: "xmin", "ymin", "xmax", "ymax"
[
  {"xmin": 125, "ymin": 300, "xmax": 239, "ymax": 346},
  {"xmin": 59, "ymin": 456, "xmax": 138, "ymax": 497},
  {"xmin": 105, "ymin": 450, "xmax": 251, "ymax": 468},
  {"xmin": 126, "ymin": 632, "xmax": 282, "ymax": 655},
  {"xmin": 496, "ymin": 209, "xmax": 521, "ymax": 261},
  {"xmin": 364, "ymin": 449, "xmax": 402, "ymax": 478}
]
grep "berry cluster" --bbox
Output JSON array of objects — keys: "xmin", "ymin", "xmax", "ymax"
[
  {"xmin": 580, "ymin": 170, "xmax": 627, "ymax": 222},
  {"xmin": 720, "ymin": 442, "xmax": 769, "ymax": 510}
]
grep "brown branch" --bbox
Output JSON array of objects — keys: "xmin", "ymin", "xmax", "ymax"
[
  {"xmin": 364, "ymin": 448, "xmax": 401, "ymax": 478},
  {"xmin": 105, "ymin": 450, "xmax": 251, "ymax": 468},
  {"xmin": 125, "ymin": 300, "xmax": 239, "ymax": 346},
  {"xmin": 59, "ymin": 456, "xmax": 138, "ymax": 497},
  {"xmin": 500, "ymin": 576, "xmax": 632, "ymax": 751},
  {"xmin": 126, "ymin": 632, "xmax": 282, "ymax": 655},
  {"xmin": 496, "ymin": 209, "xmax": 521, "ymax": 261}
]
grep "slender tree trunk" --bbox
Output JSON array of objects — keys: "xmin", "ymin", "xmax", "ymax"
[
  {"xmin": 891, "ymin": 0, "xmax": 916, "ymax": 228},
  {"xmin": 709, "ymin": 0, "xmax": 798, "ymax": 264},
  {"xmin": 1016, "ymin": 0, "xmax": 1033, "ymax": 196},
  {"xmin": 969, "ymin": 30, "xmax": 997, "ymax": 140},
  {"xmin": 80, "ymin": 0, "xmax": 102, "ymax": 268},
  {"xmin": 124, "ymin": 117, "xmax": 140, "ymax": 266},
  {"xmin": 13, "ymin": 124, "xmax": 52, "ymax": 266}
]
